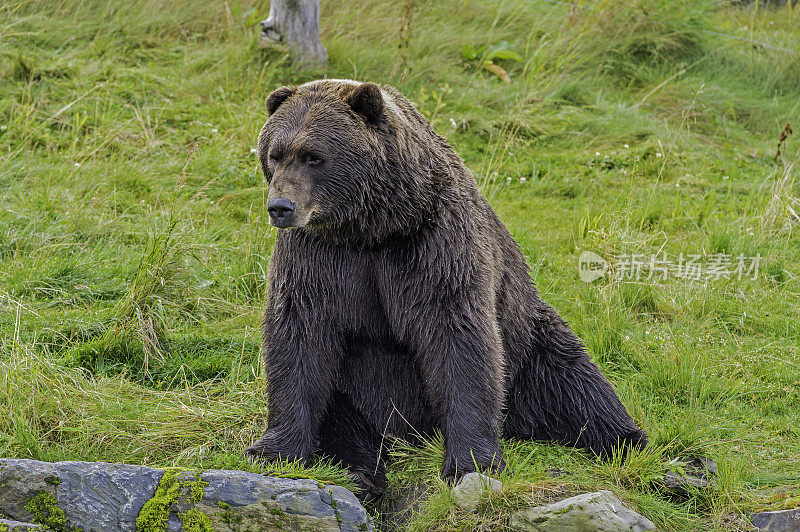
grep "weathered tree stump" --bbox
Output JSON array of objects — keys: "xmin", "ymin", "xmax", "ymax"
[{"xmin": 260, "ymin": 0, "xmax": 328, "ymax": 66}]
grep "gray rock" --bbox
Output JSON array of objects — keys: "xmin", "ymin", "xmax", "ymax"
[
  {"xmin": 661, "ymin": 470, "xmax": 711, "ymax": 490},
  {"xmin": 658, "ymin": 456, "xmax": 717, "ymax": 499},
  {"xmin": 749, "ymin": 508, "xmax": 800, "ymax": 531},
  {"xmin": 0, "ymin": 459, "xmax": 58, "ymax": 522},
  {"xmin": 0, "ymin": 519, "xmax": 43, "ymax": 531},
  {"xmin": 0, "ymin": 459, "xmax": 373, "ymax": 532},
  {"xmin": 329, "ymin": 485, "xmax": 376, "ymax": 532},
  {"xmin": 0, "ymin": 459, "xmax": 160, "ymax": 532},
  {"xmin": 452, "ymin": 473, "xmax": 503, "ymax": 512},
  {"xmin": 510, "ymin": 490, "xmax": 656, "ymax": 532},
  {"xmin": 167, "ymin": 469, "xmax": 374, "ymax": 532},
  {"xmin": 54, "ymin": 461, "xmax": 165, "ymax": 532},
  {"xmin": 378, "ymin": 481, "xmax": 431, "ymax": 531}
]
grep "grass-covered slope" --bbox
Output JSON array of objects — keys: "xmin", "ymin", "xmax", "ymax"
[{"xmin": 1, "ymin": 0, "xmax": 799, "ymax": 529}]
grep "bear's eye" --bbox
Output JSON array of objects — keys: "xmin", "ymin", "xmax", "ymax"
[
  {"xmin": 305, "ymin": 155, "xmax": 323, "ymax": 167},
  {"xmin": 268, "ymin": 148, "xmax": 284, "ymax": 165}
]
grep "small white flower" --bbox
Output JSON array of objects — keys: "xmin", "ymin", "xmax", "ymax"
[
  {"xmin": 675, "ymin": 183, "xmax": 680, "ymax": 187},
  {"xmin": 0, "ymin": 125, "xmax": 6, "ymax": 130},
  {"xmin": 211, "ymin": 128, "xmax": 218, "ymax": 133},
  {"xmin": 722, "ymin": 175, "xmax": 729, "ymax": 180},
  {"xmin": 506, "ymin": 176, "xmax": 512, "ymax": 182},
  {"xmin": 520, "ymin": 177, "xmax": 527, "ymax": 183},
  {"xmin": 622, "ymin": 169, "xmax": 628, "ymax": 174},
  {"xmin": 449, "ymin": 117, "xmax": 457, "ymax": 128},
  {"xmin": 623, "ymin": 144, "xmax": 629, "ymax": 148},
  {"xmin": 74, "ymin": 162, "xmax": 81, "ymax": 167},
  {"xmin": 250, "ymin": 148, "xmax": 257, "ymax": 155},
  {"xmin": 595, "ymin": 151, "xmax": 601, "ymax": 156},
  {"xmin": 656, "ymin": 152, "xmax": 662, "ymax": 158}
]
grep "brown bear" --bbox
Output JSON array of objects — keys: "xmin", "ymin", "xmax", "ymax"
[{"xmin": 245, "ymin": 79, "xmax": 647, "ymax": 499}]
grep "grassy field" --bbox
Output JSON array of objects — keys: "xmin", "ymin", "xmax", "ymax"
[{"xmin": 1, "ymin": 0, "xmax": 800, "ymax": 530}]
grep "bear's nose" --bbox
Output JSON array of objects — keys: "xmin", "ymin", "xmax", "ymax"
[{"xmin": 267, "ymin": 198, "xmax": 296, "ymax": 223}]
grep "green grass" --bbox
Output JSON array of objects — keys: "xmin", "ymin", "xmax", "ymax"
[{"xmin": 1, "ymin": 0, "xmax": 799, "ymax": 530}]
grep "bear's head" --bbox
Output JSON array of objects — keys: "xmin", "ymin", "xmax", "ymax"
[{"xmin": 257, "ymin": 79, "xmax": 448, "ymax": 245}]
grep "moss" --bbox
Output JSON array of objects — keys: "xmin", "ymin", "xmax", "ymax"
[
  {"xmin": 553, "ymin": 505, "xmax": 572, "ymax": 516},
  {"xmin": 753, "ymin": 489, "xmax": 800, "ymax": 512},
  {"xmin": 269, "ymin": 508, "xmax": 285, "ymax": 516},
  {"xmin": 136, "ymin": 469, "xmax": 177, "ymax": 532},
  {"xmin": 25, "ymin": 491, "xmax": 68, "ymax": 531},
  {"xmin": 329, "ymin": 488, "xmax": 342, "ymax": 526},
  {"xmin": 187, "ymin": 480, "xmax": 206, "ymax": 505},
  {"xmin": 178, "ymin": 508, "xmax": 214, "ymax": 532},
  {"xmin": 135, "ymin": 469, "xmax": 210, "ymax": 532},
  {"xmin": 44, "ymin": 476, "xmax": 61, "ymax": 486},
  {"xmin": 0, "ymin": 524, "xmax": 9, "ymax": 532},
  {"xmin": 215, "ymin": 501, "xmax": 234, "ymax": 525}
]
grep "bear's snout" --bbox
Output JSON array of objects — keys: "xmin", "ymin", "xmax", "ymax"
[{"xmin": 267, "ymin": 197, "xmax": 296, "ymax": 228}]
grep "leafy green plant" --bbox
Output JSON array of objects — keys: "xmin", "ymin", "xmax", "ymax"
[{"xmin": 461, "ymin": 41, "xmax": 523, "ymax": 82}]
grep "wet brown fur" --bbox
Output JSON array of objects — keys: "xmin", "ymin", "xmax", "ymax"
[{"xmin": 246, "ymin": 80, "xmax": 647, "ymax": 500}]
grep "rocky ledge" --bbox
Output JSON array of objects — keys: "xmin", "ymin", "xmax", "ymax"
[{"xmin": 0, "ymin": 458, "xmax": 373, "ymax": 532}]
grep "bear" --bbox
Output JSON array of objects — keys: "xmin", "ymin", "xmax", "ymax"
[{"xmin": 245, "ymin": 79, "xmax": 647, "ymax": 500}]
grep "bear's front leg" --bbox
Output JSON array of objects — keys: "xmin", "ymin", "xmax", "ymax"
[
  {"xmin": 396, "ymin": 293, "xmax": 507, "ymax": 480},
  {"xmin": 245, "ymin": 308, "xmax": 341, "ymax": 464},
  {"xmin": 429, "ymin": 327, "xmax": 507, "ymax": 480}
]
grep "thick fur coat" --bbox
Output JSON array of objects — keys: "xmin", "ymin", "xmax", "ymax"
[{"xmin": 245, "ymin": 79, "xmax": 647, "ymax": 498}]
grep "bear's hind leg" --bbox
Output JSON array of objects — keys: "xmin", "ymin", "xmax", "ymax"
[
  {"xmin": 503, "ymin": 318, "xmax": 647, "ymax": 458},
  {"xmin": 316, "ymin": 390, "xmax": 387, "ymax": 502}
]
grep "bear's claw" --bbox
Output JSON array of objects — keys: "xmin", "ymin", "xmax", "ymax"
[
  {"xmin": 442, "ymin": 449, "xmax": 506, "ymax": 481},
  {"xmin": 351, "ymin": 468, "xmax": 387, "ymax": 503},
  {"xmin": 244, "ymin": 431, "xmax": 311, "ymax": 464}
]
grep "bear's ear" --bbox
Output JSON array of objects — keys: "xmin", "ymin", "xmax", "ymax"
[
  {"xmin": 266, "ymin": 86, "xmax": 294, "ymax": 116},
  {"xmin": 346, "ymin": 83, "xmax": 383, "ymax": 124}
]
